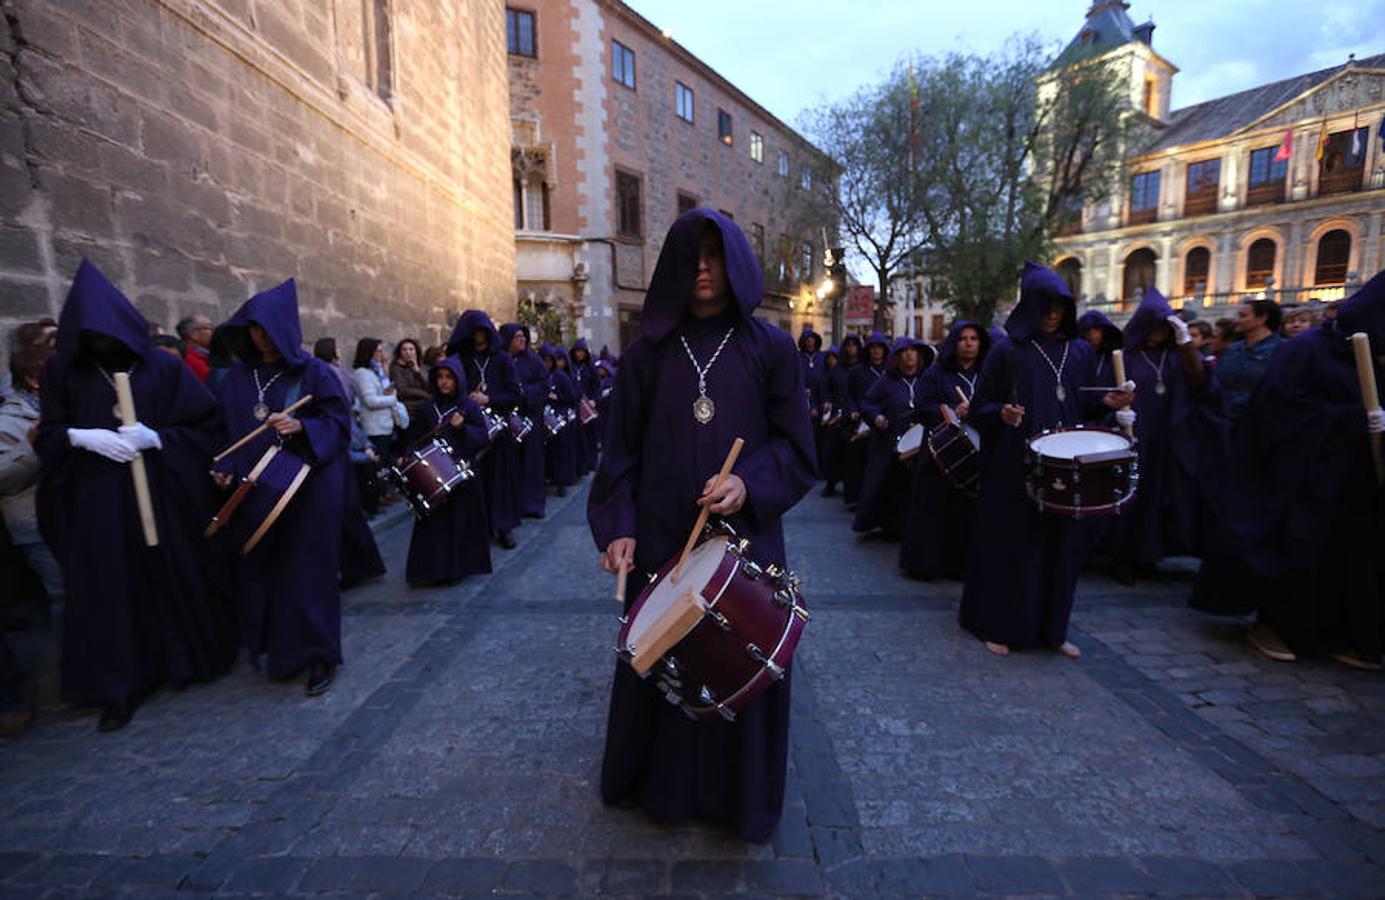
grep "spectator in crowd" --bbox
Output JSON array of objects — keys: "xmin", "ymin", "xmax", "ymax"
[
  {"xmin": 176, "ymin": 315, "xmax": 215, "ymax": 381},
  {"xmin": 388, "ymin": 338, "xmax": 430, "ymax": 419},
  {"xmin": 151, "ymin": 334, "xmax": 183, "ymax": 358},
  {"xmin": 1209, "ymin": 318, "xmax": 1236, "ymax": 359},
  {"xmin": 422, "ymin": 344, "xmax": 446, "ymax": 367},
  {"xmin": 352, "ymin": 338, "xmax": 407, "ymax": 462},
  {"xmin": 1, "ymin": 320, "xmax": 58, "ymax": 398},
  {"xmin": 0, "ymin": 346, "xmax": 63, "ymax": 608},
  {"xmin": 1213, "ymin": 299, "xmax": 1283, "ymax": 421},
  {"xmin": 1280, "ymin": 305, "xmax": 1315, "ymax": 339},
  {"xmin": 1187, "ymin": 320, "xmax": 1213, "ymax": 356}
]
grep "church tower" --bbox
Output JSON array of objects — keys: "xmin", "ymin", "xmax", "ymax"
[{"xmin": 1055, "ymin": 1, "xmax": 1178, "ymax": 122}]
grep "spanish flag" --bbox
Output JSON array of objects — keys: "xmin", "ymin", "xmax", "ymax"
[{"xmin": 1316, "ymin": 119, "xmax": 1328, "ymax": 162}]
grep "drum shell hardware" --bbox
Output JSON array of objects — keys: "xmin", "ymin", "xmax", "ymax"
[{"xmin": 1024, "ymin": 424, "xmax": 1138, "ymax": 519}]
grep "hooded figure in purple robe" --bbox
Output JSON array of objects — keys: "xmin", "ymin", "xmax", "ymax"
[
  {"xmin": 798, "ymin": 326, "xmax": 825, "ymax": 422},
  {"xmin": 1108, "ymin": 288, "xmax": 1232, "ymax": 580},
  {"xmin": 853, "ymin": 336, "xmax": 936, "ymax": 536},
  {"xmin": 446, "ymin": 310, "xmax": 522, "ymax": 548},
  {"xmin": 958, "ymin": 264, "xmax": 1133, "ymax": 655},
  {"xmin": 587, "ymin": 208, "xmax": 816, "ymax": 841},
  {"xmin": 1076, "ymin": 310, "xmax": 1123, "ymax": 384},
  {"xmin": 36, "ymin": 260, "xmax": 235, "ymax": 730},
  {"xmin": 595, "ymin": 358, "xmax": 617, "ymax": 420},
  {"xmin": 211, "ymin": 279, "xmax": 350, "ymax": 695},
  {"xmin": 500, "ymin": 323, "xmax": 548, "ymax": 520},
  {"xmin": 570, "ymin": 338, "xmax": 601, "ymax": 473},
  {"xmin": 818, "ymin": 344, "xmax": 849, "ymax": 496},
  {"xmin": 540, "ymin": 343, "xmax": 581, "ymax": 492},
  {"xmin": 1192, "ymin": 270, "xmax": 1385, "ymax": 667},
  {"xmin": 843, "ymin": 331, "xmax": 889, "ymax": 505},
  {"xmin": 900, "ymin": 320, "xmax": 991, "ymax": 580},
  {"xmin": 402, "ymin": 356, "xmax": 492, "ymax": 585}
]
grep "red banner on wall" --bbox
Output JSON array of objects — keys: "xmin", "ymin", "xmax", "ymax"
[{"xmin": 844, "ymin": 285, "xmax": 875, "ymax": 323}]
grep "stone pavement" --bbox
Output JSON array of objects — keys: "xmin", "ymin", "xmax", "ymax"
[{"xmin": 0, "ymin": 479, "xmax": 1382, "ymax": 897}]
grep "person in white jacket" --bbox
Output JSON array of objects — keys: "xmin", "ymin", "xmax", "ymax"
[
  {"xmin": 351, "ymin": 337, "xmax": 407, "ymax": 459},
  {"xmin": 0, "ymin": 345, "xmax": 63, "ymax": 605}
]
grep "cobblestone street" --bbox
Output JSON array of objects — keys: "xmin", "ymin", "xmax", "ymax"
[{"xmin": 1, "ymin": 479, "xmax": 1382, "ymax": 898}]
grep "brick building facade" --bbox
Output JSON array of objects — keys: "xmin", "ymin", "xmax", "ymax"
[
  {"xmin": 0, "ymin": 0, "xmax": 515, "ymax": 358},
  {"xmin": 505, "ymin": 0, "xmax": 836, "ymax": 352}
]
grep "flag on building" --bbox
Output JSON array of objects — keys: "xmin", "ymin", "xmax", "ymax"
[
  {"xmin": 1315, "ymin": 119, "xmax": 1328, "ymax": 162},
  {"xmin": 1274, "ymin": 129, "xmax": 1292, "ymax": 162}
]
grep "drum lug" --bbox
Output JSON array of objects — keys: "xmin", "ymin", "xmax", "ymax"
[
  {"xmin": 792, "ymin": 605, "xmax": 811, "ymax": 623},
  {"xmin": 710, "ymin": 611, "xmax": 732, "ymax": 632},
  {"xmin": 746, "ymin": 643, "xmax": 768, "ymax": 665},
  {"xmin": 727, "ymin": 537, "xmax": 751, "ymax": 559},
  {"xmin": 773, "ymin": 588, "xmax": 795, "ymax": 610},
  {"xmin": 764, "ymin": 563, "xmax": 784, "ymax": 580},
  {"xmin": 764, "ymin": 660, "xmax": 784, "ymax": 680},
  {"xmin": 741, "ymin": 560, "xmax": 765, "ymax": 580},
  {"xmin": 613, "ymin": 646, "xmax": 632, "ymax": 663},
  {"xmin": 715, "ymin": 703, "xmax": 736, "ymax": 722}
]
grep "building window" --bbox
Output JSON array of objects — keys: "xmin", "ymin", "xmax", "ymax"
[
  {"xmin": 717, "ymin": 109, "xmax": 733, "ymax": 146},
  {"xmin": 1128, "ymin": 171, "xmax": 1160, "ymax": 225},
  {"xmin": 615, "ymin": 170, "xmax": 642, "ymax": 238},
  {"xmin": 513, "ymin": 179, "xmax": 523, "ymax": 230},
  {"xmin": 750, "ymin": 131, "xmax": 763, "ymax": 163},
  {"xmin": 1183, "ymin": 159, "xmax": 1219, "ymax": 217},
  {"xmin": 776, "ymin": 233, "xmax": 788, "ymax": 283},
  {"xmin": 777, "ymin": 150, "xmax": 789, "ymax": 177},
  {"xmin": 372, "ymin": 0, "xmax": 393, "ymax": 102},
  {"xmin": 1247, "ymin": 146, "xmax": 1288, "ymax": 206},
  {"xmin": 1122, "ymin": 248, "xmax": 1156, "ymax": 303},
  {"xmin": 1319, "ymin": 128, "xmax": 1368, "ymax": 196},
  {"xmin": 1246, "ymin": 238, "xmax": 1276, "ymax": 289},
  {"xmin": 800, "ymin": 243, "xmax": 813, "ymax": 280},
  {"xmin": 1058, "ymin": 193, "xmax": 1083, "ymax": 236},
  {"xmin": 1314, "ymin": 229, "xmax": 1351, "ymax": 285},
  {"xmin": 1184, "ymin": 246, "xmax": 1210, "ymax": 296},
  {"xmin": 513, "ymin": 176, "xmax": 549, "ymax": 231},
  {"xmin": 800, "ymin": 168, "xmax": 812, "ymax": 191},
  {"xmin": 506, "ymin": 8, "xmax": 536, "ymax": 57},
  {"xmin": 1142, "ymin": 77, "xmax": 1155, "ymax": 117},
  {"xmin": 611, "ymin": 40, "xmax": 636, "ymax": 89},
  {"xmin": 677, "ymin": 192, "xmax": 698, "ymax": 216},
  {"xmin": 1055, "ymin": 257, "xmax": 1082, "ymax": 298},
  {"xmin": 675, "ymin": 81, "xmax": 694, "ymax": 123},
  {"xmin": 751, "ymin": 223, "xmax": 765, "ymax": 260}
]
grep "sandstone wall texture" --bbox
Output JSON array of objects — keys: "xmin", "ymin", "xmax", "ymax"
[{"xmin": 0, "ymin": 0, "xmax": 516, "ymax": 358}]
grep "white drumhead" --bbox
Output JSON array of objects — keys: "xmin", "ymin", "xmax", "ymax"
[
  {"xmin": 962, "ymin": 423, "xmax": 981, "ymax": 451},
  {"xmin": 1031, "ymin": 429, "xmax": 1129, "ymax": 459},
  {"xmin": 628, "ymin": 539, "xmax": 722, "ymax": 649},
  {"xmin": 897, "ymin": 424, "xmax": 924, "ymax": 454}
]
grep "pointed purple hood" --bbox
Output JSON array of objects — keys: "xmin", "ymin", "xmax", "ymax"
[
  {"xmin": 428, "ymin": 354, "xmax": 469, "ymax": 399},
  {"xmin": 225, "ymin": 278, "xmax": 309, "ymax": 369},
  {"xmin": 798, "ymin": 326, "xmax": 822, "ymax": 353},
  {"xmin": 1122, "ymin": 287, "xmax": 1175, "ymax": 350},
  {"xmin": 499, "ymin": 322, "xmax": 532, "ymax": 351},
  {"xmin": 55, "ymin": 259, "xmax": 151, "ymax": 366},
  {"xmin": 936, "ymin": 320, "xmax": 991, "ymax": 372},
  {"xmin": 1335, "ymin": 268, "xmax": 1385, "ymax": 349},
  {"xmin": 889, "ymin": 335, "xmax": 935, "ymax": 370},
  {"xmin": 446, "ymin": 309, "xmax": 500, "ymax": 357},
  {"xmin": 863, "ymin": 331, "xmax": 889, "ymax": 353},
  {"xmin": 1005, "ymin": 263, "xmax": 1076, "ymax": 343},
  {"xmin": 1077, "ymin": 310, "xmax": 1123, "ymax": 353},
  {"xmin": 641, "ymin": 208, "xmax": 764, "ymax": 343}
]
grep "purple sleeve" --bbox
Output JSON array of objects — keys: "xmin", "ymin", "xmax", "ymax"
[
  {"xmin": 860, "ymin": 376, "xmax": 888, "ymax": 424},
  {"xmin": 294, "ymin": 361, "xmax": 350, "ymax": 467},
  {"xmin": 586, "ymin": 346, "xmax": 647, "ymax": 551},
  {"xmin": 487, "ymin": 354, "xmax": 521, "ymax": 413},
  {"xmin": 971, "ymin": 342, "xmax": 1012, "ymax": 432},
  {"xmin": 734, "ymin": 330, "xmax": 817, "ymax": 532}
]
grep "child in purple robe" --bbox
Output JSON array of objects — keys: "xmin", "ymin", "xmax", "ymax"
[
  {"xmin": 501, "ymin": 323, "xmax": 549, "ymax": 520},
  {"xmin": 588, "ymin": 209, "xmax": 816, "ymax": 842},
  {"xmin": 570, "ymin": 339, "xmax": 601, "ymax": 471},
  {"xmin": 540, "ymin": 344, "xmax": 581, "ymax": 494},
  {"xmin": 854, "ymin": 336, "xmax": 935, "ymax": 538},
  {"xmin": 817, "ymin": 345, "xmax": 848, "ymax": 497},
  {"xmin": 211, "ymin": 279, "xmax": 350, "ymax": 696},
  {"xmin": 1077, "ymin": 310, "xmax": 1123, "ymax": 383},
  {"xmin": 37, "ymin": 261, "xmax": 235, "ymax": 731},
  {"xmin": 402, "ymin": 357, "xmax": 492, "ymax": 585},
  {"xmin": 958, "ymin": 264, "xmax": 1134, "ymax": 658},
  {"xmin": 842, "ymin": 332, "xmax": 888, "ymax": 507}
]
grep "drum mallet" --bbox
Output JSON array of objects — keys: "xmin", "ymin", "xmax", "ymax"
[
  {"xmin": 673, "ymin": 437, "xmax": 745, "ymax": 583},
  {"xmin": 1351, "ymin": 332, "xmax": 1384, "ymax": 485},
  {"xmin": 113, "ymin": 372, "xmax": 159, "ymax": 547},
  {"xmin": 1110, "ymin": 350, "xmax": 1133, "ymax": 439},
  {"xmin": 614, "ymin": 559, "xmax": 628, "ymax": 606},
  {"xmin": 212, "ymin": 394, "xmax": 314, "ymax": 463}
]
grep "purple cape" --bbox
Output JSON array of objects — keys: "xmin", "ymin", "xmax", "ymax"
[
  {"xmin": 570, "ymin": 339, "xmax": 602, "ymax": 473},
  {"xmin": 38, "ymin": 260, "xmax": 235, "ymax": 703},
  {"xmin": 539, "ymin": 344, "xmax": 582, "ymax": 488},
  {"xmin": 213, "ymin": 279, "xmax": 350, "ymax": 677},
  {"xmin": 448, "ymin": 310, "xmax": 522, "ymax": 534},
  {"xmin": 853, "ymin": 345, "xmax": 929, "ymax": 534},
  {"xmin": 502, "ymin": 323, "xmax": 549, "ymax": 519}
]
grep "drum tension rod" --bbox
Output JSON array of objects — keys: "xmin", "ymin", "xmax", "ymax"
[{"xmin": 710, "ymin": 611, "xmax": 732, "ymax": 632}]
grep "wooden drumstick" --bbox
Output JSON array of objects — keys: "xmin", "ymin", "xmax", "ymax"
[
  {"xmin": 954, "ymin": 386, "xmax": 968, "ymax": 405},
  {"xmin": 672, "ymin": 437, "xmax": 745, "ymax": 583},
  {"xmin": 1351, "ymin": 332, "xmax": 1384, "ymax": 485},
  {"xmin": 1110, "ymin": 350, "xmax": 1133, "ymax": 438},
  {"xmin": 212, "ymin": 394, "xmax": 314, "ymax": 463},
  {"xmin": 113, "ymin": 372, "xmax": 159, "ymax": 547},
  {"xmin": 614, "ymin": 559, "xmax": 628, "ymax": 605}
]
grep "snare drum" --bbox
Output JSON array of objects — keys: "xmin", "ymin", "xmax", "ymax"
[
  {"xmin": 205, "ymin": 445, "xmax": 311, "ymax": 554},
  {"xmin": 1025, "ymin": 425, "xmax": 1137, "ymax": 519},
  {"xmin": 508, "ymin": 412, "xmax": 534, "ymax": 442},
  {"xmin": 388, "ymin": 438, "xmax": 475, "ymax": 518},
  {"xmin": 850, "ymin": 421, "xmax": 871, "ymax": 442},
  {"xmin": 542, "ymin": 405, "xmax": 567, "ymax": 439},
  {"xmin": 617, "ymin": 533, "xmax": 809, "ymax": 722},
  {"xmin": 926, "ymin": 405, "xmax": 981, "ymax": 497},
  {"xmin": 895, "ymin": 423, "xmax": 925, "ymax": 461},
  {"xmin": 578, "ymin": 397, "xmax": 599, "ymax": 425},
  {"xmin": 480, "ymin": 407, "xmax": 506, "ymax": 443}
]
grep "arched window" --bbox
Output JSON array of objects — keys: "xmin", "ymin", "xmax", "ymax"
[
  {"xmin": 1123, "ymin": 248, "xmax": 1157, "ymax": 303},
  {"xmin": 1314, "ymin": 229, "xmax": 1351, "ymax": 285},
  {"xmin": 1056, "ymin": 258, "xmax": 1082, "ymax": 299},
  {"xmin": 1246, "ymin": 238, "xmax": 1276, "ymax": 289},
  {"xmin": 1183, "ymin": 247, "xmax": 1210, "ymax": 296}
]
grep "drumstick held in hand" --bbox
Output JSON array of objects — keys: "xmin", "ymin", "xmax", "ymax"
[
  {"xmin": 672, "ymin": 437, "xmax": 745, "ymax": 583},
  {"xmin": 614, "ymin": 559, "xmax": 628, "ymax": 605},
  {"xmin": 1110, "ymin": 350, "xmax": 1133, "ymax": 438},
  {"xmin": 114, "ymin": 372, "xmax": 159, "ymax": 547},
  {"xmin": 1351, "ymin": 332, "xmax": 1384, "ymax": 485},
  {"xmin": 212, "ymin": 394, "xmax": 314, "ymax": 462}
]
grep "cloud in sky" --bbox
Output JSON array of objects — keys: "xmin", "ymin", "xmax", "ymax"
[{"xmin": 624, "ymin": 0, "xmax": 1385, "ymax": 133}]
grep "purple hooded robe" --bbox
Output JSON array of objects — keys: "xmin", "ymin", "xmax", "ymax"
[
  {"xmin": 958, "ymin": 264, "xmax": 1118, "ymax": 649},
  {"xmin": 446, "ymin": 311, "xmax": 523, "ymax": 537},
  {"xmin": 571, "ymin": 339, "xmax": 601, "ymax": 473},
  {"xmin": 853, "ymin": 336, "xmax": 936, "ymax": 535},
  {"xmin": 587, "ymin": 208, "xmax": 817, "ymax": 841},
  {"xmin": 501, "ymin": 323, "xmax": 549, "ymax": 519},
  {"xmin": 211, "ymin": 279, "xmax": 351, "ymax": 678},
  {"xmin": 817, "ymin": 346, "xmax": 848, "ymax": 488},
  {"xmin": 842, "ymin": 332, "xmax": 889, "ymax": 505},
  {"xmin": 899, "ymin": 321, "xmax": 991, "ymax": 580},
  {"xmin": 1076, "ymin": 310, "xmax": 1123, "ymax": 383},
  {"xmin": 403, "ymin": 357, "xmax": 493, "ymax": 584},
  {"xmin": 37, "ymin": 260, "xmax": 236, "ymax": 705}
]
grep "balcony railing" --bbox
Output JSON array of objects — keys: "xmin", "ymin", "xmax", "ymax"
[
  {"xmin": 1083, "ymin": 284, "xmax": 1352, "ymax": 320},
  {"xmin": 1128, "ymin": 206, "xmax": 1157, "ymax": 226},
  {"xmin": 1183, "ymin": 192, "xmax": 1217, "ymax": 217},
  {"xmin": 1318, "ymin": 166, "xmax": 1365, "ymax": 197},
  {"xmin": 1246, "ymin": 180, "xmax": 1286, "ymax": 207}
]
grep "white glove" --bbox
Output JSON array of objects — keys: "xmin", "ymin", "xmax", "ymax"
[
  {"xmin": 68, "ymin": 428, "xmax": 138, "ymax": 463},
  {"xmin": 1120, "ymin": 380, "xmax": 1136, "ymax": 393},
  {"xmin": 1368, "ymin": 408, "xmax": 1385, "ymax": 435},
  {"xmin": 1115, "ymin": 408, "xmax": 1137, "ymax": 429},
  {"xmin": 1166, "ymin": 315, "xmax": 1191, "ymax": 346},
  {"xmin": 118, "ymin": 422, "xmax": 162, "ymax": 452}
]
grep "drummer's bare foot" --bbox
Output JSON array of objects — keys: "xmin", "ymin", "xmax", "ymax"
[
  {"xmin": 984, "ymin": 641, "xmax": 1009, "ymax": 656},
  {"xmin": 1057, "ymin": 641, "xmax": 1082, "ymax": 659}
]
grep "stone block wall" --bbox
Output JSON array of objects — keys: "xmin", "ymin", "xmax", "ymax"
[{"xmin": 0, "ymin": 0, "xmax": 516, "ymax": 363}]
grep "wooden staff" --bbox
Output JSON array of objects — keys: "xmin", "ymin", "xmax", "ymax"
[
  {"xmin": 614, "ymin": 559, "xmax": 628, "ymax": 606},
  {"xmin": 672, "ymin": 437, "xmax": 745, "ymax": 583},
  {"xmin": 1110, "ymin": 349, "xmax": 1133, "ymax": 438},
  {"xmin": 113, "ymin": 372, "xmax": 159, "ymax": 547},
  {"xmin": 1351, "ymin": 332, "xmax": 1384, "ymax": 485},
  {"xmin": 212, "ymin": 394, "xmax": 314, "ymax": 463}
]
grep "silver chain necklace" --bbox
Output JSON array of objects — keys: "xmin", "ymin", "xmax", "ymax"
[
  {"xmin": 957, "ymin": 370, "xmax": 977, "ymax": 401},
  {"xmin": 252, "ymin": 367, "xmax": 284, "ymax": 422},
  {"xmin": 1140, "ymin": 348, "xmax": 1169, "ymax": 396},
  {"xmin": 96, "ymin": 363, "xmax": 136, "ymax": 421},
  {"xmin": 1032, "ymin": 341, "xmax": 1070, "ymax": 402},
  {"xmin": 680, "ymin": 326, "xmax": 736, "ymax": 425},
  {"xmin": 902, "ymin": 375, "xmax": 918, "ymax": 410},
  {"xmin": 473, "ymin": 357, "xmax": 490, "ymax": 392}
]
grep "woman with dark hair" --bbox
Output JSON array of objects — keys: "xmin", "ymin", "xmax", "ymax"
[
  {"xmin": 1076, "ymin": 310, "xmax": 1122, "ymax": 383},
  {"xmin": 352, "ymin": 337, "xmax": 405, "ymax": 461},
  {"xmin": 389, "ymin": 338, "xmax": 430, "ymax": 418}
]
